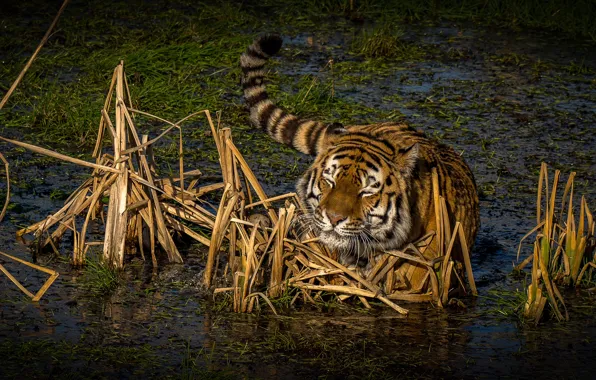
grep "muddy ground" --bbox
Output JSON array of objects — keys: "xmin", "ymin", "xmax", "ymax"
[{"xmin": 1, "ymin": 1, "xmax": 595, "ymax": 379}]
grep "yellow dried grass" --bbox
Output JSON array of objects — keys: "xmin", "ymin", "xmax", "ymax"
[{"xmin": 517, "ymin": 163, "xmax": 595, "ymax": 324}]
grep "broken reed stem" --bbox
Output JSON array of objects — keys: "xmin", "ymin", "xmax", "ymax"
[
  {"xmin": 432, "ymin": 168, "xmax": 443, "ymax": 256},
  {"xmin": 457, "ymin": 223, "xmax": 477, "ymax": 295},
  {"xmin": 0, "ymin": 251, "xmax": 59, "ymax": 302},
  {"xmin": 204, "ymin": 185, "xmax": 237, "ymax": 287},
  {"xmin": 0, "ymin": 152, "xmax": 9, "ymax": 223},
  {"xmin": 121, "ymin": 102, "xmax": 182, "ymax": 264},
  {"xmin": 93, "ymin": 68, "xmax": 118, "ymax": 158},
  {"xmin": 0, "ymin": 263, "xmax": 35, "ymax": 298},
  {"xmin": 294, "ymin": 283, "xmax": 408, "ymax": 315},
  {"xmin": 103, "ymin": 63, "xmax": 129, "ymax": 268},
  {"xmin": 0, "ymin": 136, "xmax": 120, "ymax": 174},
  {"xmin": 0, "ymin": 0, "xmax": 71, "ymax": 110},
  {"xmin": 225, "ymin": 138, "xmax": 278, "ymax": 224},
  {"xmin": 241, "ymin": 222, "xmax": 260, "ymax": 312}
]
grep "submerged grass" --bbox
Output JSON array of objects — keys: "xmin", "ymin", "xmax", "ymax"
[
  {"xmin": 181, "ymin": 340, "xmax": 237, "ymax": 380},
  {"xmin": 482, "ymin": 287, "xmax": 528, "ymax": 320},
  {"xmin": 0, "ymin": 338, "xmax": 188, "ymax": 378}
]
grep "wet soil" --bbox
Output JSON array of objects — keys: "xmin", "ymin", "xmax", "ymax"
[{"xmin": 1, "ymin": 9, "xmax": 596, "ymax": 380}]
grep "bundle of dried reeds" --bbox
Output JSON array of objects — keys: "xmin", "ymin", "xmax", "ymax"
[
  {"xmin": 8, "ymin": 62, "xmax": 187, "ymax": 268},
  {"xmin": 4, "ymin": 62, "xmax": 477, "ymax": 314},
  {"xmin": 516, "ymin": 163, "xmax": 595, "ymax": 324},
  {"xmin": 202, "ymin": 114, "xmax": 478, "ymax": 316}
]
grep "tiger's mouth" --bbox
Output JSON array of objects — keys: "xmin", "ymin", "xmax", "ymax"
[
  {"xmin": 306, "ymin": 211, "xmax": 381, "ymax": 256},
  {"xmin": 318, "ymin": 230, "xmax": 376, "ymax": 255}
]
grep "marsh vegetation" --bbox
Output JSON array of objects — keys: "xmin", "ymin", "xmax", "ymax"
[{"xmin": 1, "ymin": 0, "xmax": 595, "ymax": 378}]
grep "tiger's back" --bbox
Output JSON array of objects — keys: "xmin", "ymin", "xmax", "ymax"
[{"xmin": 240, "ymin": 35, "xmax": 479, "ymax": 284}]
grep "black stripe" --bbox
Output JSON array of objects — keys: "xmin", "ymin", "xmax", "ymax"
[
  {"xmin": 256, "ymin": 34, "xmax": 283, "ymax": 56},
  {"xmin": 361, "ymin": 149, "xmax": 387, "ymax": 164},
  {"xmin": 364, "ymin": 160, "xmax": 380, "ymax": 172},
  {"xmin": 282, "ymin": 117, "xmax": 301, "ymax": 145},
  {"xmin": 382, "ymin": 194, "xmax": 395, "ymax": 224},
  {"xmin": 385, "ymin": 176, "xmax": 393, "ymax": 186},
  {"xmin": 333, "ymin": 154, "xmax": 357, "ymax": 161},
  {"xmin": 333, "ymin": 143, "xmax": 393, "ymax": 163},
  {"xmin": 341, "ymin": 133, "xmax": 395, "ymax": 155},
  {"xmin": 331, "ymin": 146, "xmax": 366, "ymax": 155},
  {"xmin": 247, "ymin": 46, "xmax": 267, "ymax": 60},
  {"xmin": 393, "ymin": 194, "xmax": 402, "ymax": 224},
  {"xmin": 245, "ymin": 91, "xmax": 268, "ymax": 108},
  {"xmin": 258, "ymin": 103, "xmax": 276, "ymax": 129},
  {"xmin": 269, "ymin": 110, "xmax": 287, "ymax": 137},
  {"xmin": 306, "ymin": 168, "xmax": 318, "ymax": 198},
  {"xmin": 307, "ymin": 123, "xmax": 326, "ymax": 155},
  {"xmin": 242, "ymin": 75, "xmax": 264, "ymax": 89},
  {"xmin": 241, "ymin": 64, "xmax": 265, "ymax": 74},
  {"xmin": 331, "ymin": 146, "xmax": 388, "ymax": 169}
]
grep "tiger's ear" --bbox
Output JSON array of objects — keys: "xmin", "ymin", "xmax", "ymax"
[
  {"xmin": 326, "ymin": 122, "xmax": 347, "ymax": 135},
  {"xmin": 318, "ymin": 122, "xmax": 347, "ymax": 152},
  {"xmin": 396, "ymin": 143, "xmax": 419, "ymax": 178}
]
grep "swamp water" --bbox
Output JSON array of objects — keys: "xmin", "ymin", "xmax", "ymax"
[{"xmin": 1, "ymin": 16, "xmax": 595, "ymax": 380}]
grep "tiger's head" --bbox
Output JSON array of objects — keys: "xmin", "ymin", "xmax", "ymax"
[{"xmin": 296, "ymin": 130, "xmax": 420, "ymax": 266}]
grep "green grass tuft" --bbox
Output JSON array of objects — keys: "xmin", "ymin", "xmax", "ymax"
[
  {"xmin": 351, "ymin": 24, "xmax": 407, "ymax": 59},
  {"xmin": 83, "ymin": 256, "xmax": 121, "ymax": 295}
]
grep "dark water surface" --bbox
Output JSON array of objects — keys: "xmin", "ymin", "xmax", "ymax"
[{"xmin": 1, "ymin": 8, "xmax": 595, "ymax": 380}]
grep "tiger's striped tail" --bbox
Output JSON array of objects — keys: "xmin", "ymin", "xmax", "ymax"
[{"xmin": 240, "ymin": 34, "xmax": 331, "ymax": 155}]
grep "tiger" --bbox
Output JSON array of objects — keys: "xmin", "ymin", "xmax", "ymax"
[{"xmin": 240, "ymin": 34, "xmax": 479, "ymax": 285}]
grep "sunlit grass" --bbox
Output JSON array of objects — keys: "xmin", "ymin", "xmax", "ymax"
[
  {"xmin": 83, "ymin": 255, "xmax": 121, "ymax": 295},
  {"xmin": 516, "ymin": 163, "xmax": 595, "ymax": 325}
]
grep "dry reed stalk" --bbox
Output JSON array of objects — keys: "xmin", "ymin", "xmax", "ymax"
[
  {"xmin": 240, "ymin": 221, "xmax": 260, "ymax": 312},
  {"xmin": 126, "ymin": 114, "xmax": 182, "ymax": 264},
  {"xmin": 432, "ymin": 168, "xmax": 443, "ymax": 256},
  {"xmin": 524, "ymin": 242, "xmax": 548, "ymax": 325},
  {"xmin": 103, "ymin": 64, "xmax": 130, "ymax": 268},
  {"xmin": 0, "ymin": 251, "xmax": 59, "ymax": 302},
  {"xmin": 0, "ymin": 136, "xmax": 120, "ymax": 174},
  {"xmin": 456, "ymin": 223, "xmax": 477, "ymax": 296},
  {"xmin": 0, "ymin": 152, "xmax": 9, "ymax": 223},
  {"xmin": 225, "ymin": 138, "xmax": 279, "ymax": 224},
  {"xmin": 269, "ymin": 207, "xmax": 291, "ymax": 298},
  {"xmin": 93, "ymin": 70, "xmax": 118, "ymax": 159},
  {"xmin": 0, "ymin": 0, "xmax": 71, "ymax": 110},
  {"xmin": 204, "ymin": 185, "xmax": 238, "ymax": 287}
]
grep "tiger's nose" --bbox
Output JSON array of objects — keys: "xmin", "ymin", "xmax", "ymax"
[{"xmin": 326, "ymin": 210, "xmax": 347, "ymax": 226}]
